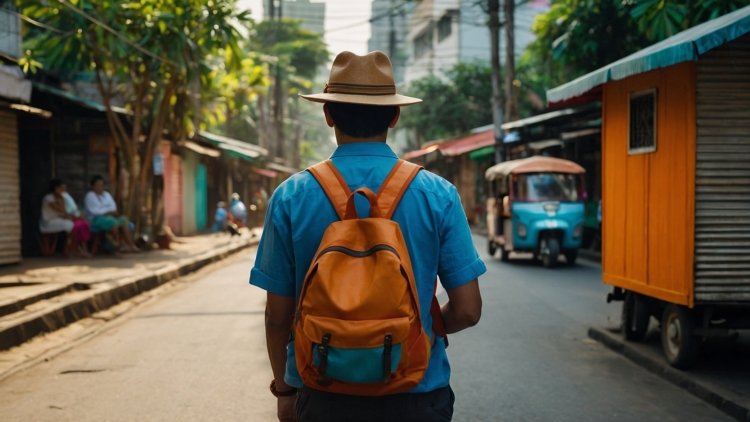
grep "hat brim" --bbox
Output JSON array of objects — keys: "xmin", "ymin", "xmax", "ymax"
[{"xmin": 300, "ymin": 92, "xmax": 422, "ymax": 106}]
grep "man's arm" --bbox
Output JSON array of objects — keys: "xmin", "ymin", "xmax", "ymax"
[
  {"xmin": 441, "ymin": 279, "xmax": 482, "ymax": 334},
  {"xmin": 265, "ymin": 293, "xmax": 296, "ymax": 390}
]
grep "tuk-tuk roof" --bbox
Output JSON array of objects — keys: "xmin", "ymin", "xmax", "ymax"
[{"xmin": 485, "ymin": 156, "xmax": 586, "ymax": 181}]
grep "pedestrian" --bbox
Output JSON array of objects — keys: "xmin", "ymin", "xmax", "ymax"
[{"xmin": 249, "ymin": 51, "xmax": 485, "ymax": 422}]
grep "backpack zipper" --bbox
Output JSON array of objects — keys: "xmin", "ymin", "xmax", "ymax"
[{"xmin": 316, "ymin": 244, "xmax": 400, "ymax": 259}]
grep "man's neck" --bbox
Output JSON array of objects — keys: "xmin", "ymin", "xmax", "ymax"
[{"xmin": 334, "ymin": 128, "xmax": 388, "ymax": 145}]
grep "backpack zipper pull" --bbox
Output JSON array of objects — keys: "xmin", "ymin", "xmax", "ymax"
[
  {"xmin": 316, "ymin": 333, "xmax": 333, "ymax": 386},
  {"xmin": 383, "ymin": 334, "xmax": 393, "ymax": 383}
]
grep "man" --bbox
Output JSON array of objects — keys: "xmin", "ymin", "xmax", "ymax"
[
  {"xmin": 84, "ymin": 175, "xmax": 139, "ymax": 253},
  {"xmin": 250, "ymin": 51, "xmax": 485, "ymax": 422}
]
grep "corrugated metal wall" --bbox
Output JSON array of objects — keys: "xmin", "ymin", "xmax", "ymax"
[
  {"xmin": 0, "ymin": 109, "xmax": 21, "ymax": 265},
  {"xmin": 695, "ymin": 34, "xmax": 750, "ymax": 303}
]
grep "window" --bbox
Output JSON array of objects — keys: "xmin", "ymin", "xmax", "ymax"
[
  {"xmin": 437, "ymin": 15, "xmax": 452, "ymax": 42},
  {"xmin": 413, "ymin": 29, "xmax": 433, "ymax": 60},
  {"xmin": 629, "ymin": 89, "xmax": 657, "ymax": 154},
  {"xmin": 513, "ymin": 173, "xmax": 581, "ymax": 202}
]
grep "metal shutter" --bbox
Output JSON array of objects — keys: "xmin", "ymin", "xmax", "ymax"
[
  {"xmin": 694, "ymin": 34, "xmax": 750, "ymax": 303},
  {"xmin": 0, "ymin": 109, "xmax": 21, "ymax": 265}
]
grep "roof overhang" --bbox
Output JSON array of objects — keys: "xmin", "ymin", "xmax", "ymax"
[{"xmin": 547, "ymin": 5, "xmax": 750, "ymax": 107}]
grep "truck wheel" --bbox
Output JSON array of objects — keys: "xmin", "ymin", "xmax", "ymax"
[
  {"xmin": 487, "ymin": 240, "xmax": 497, "ymax": 257},
  {"xmin": 622, "ymin": 292, "xmax": 649, "ymax": 341},
  {"xmin": 540, "ymin": 237, "xmax": 560, "ymax": 268},
  {"xmin": 661, "ymin": 304, "xmax": 700, "ymax": 369},
  {"xmin": 500, "ymin": 248, "xmax": 510, "ymax": 262},
  {"xmin": 564, "ymin": 250, "xmax": 578, "ymax": 265}
]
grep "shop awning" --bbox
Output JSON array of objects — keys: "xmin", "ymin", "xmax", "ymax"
[
  {"xmin": 547, "ymin": 5, "xmax": 750, "ymax": 105},
  {"xmin": 267, "ymin": 162, "xmax": 298, "ymax": 174},
  {"xmin": 33, "ymin": 82, "xmax": 129, "ymax": 114},
  {"xmin": 501, "ymin": 108, "xmax": 579, "ymax": 131},
  {"xmin": 468, "ymin": 145, "xmax": 496, "ymax": 160},
  {"xmin": 198, "ymin": 131, "xmax": 268, "ymax": 161},
  {"xmin": 402, "ymin": 144, "xmax": 440, "ymax": 160},
  {"xmin": 252, "ymin": 167, "xmax": 278, "ymax": 178},
  {"xmin": 181, "ymin": 140, "xmax": 221, "ymax": 158},
  {"xmin": 439, "ymin": 129, "xmax": 495, "ymax": 157}
]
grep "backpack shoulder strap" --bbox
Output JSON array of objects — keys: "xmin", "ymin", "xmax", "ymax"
[
  {"xmin": 377, "ymin": 160, "xmax": 423, "ymax": 219},
  {"xmin": 307, "ymin": 160, "xmax": 351, "ymax": 220}
]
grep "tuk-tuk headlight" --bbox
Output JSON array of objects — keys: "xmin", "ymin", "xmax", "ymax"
[
  {"xmin": 518, "ymin": 223, "xmax": 528, "ymax": 238},
  {"xmin": 573, "ymin": 224, "xmax": 583, "ymax": 238}
]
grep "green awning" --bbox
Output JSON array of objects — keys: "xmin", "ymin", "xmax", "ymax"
[
  {"xmin": 198, "ymin": 131, "xmax": 268, "ymax": 162},
  {"xmin": 547, "ymin": 5, "xmax": 750, "ymax": 105},
  {"xmin": 33, "ymin": 82, "xmax": 129, "ymax": 114},
  {"xmin": 469, "ymin": 145, "xmax": 495, "ymax": 160}
]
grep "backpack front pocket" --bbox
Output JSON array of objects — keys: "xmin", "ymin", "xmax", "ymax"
[{"xmin": 302, "ymin": 315, "xmax": 410, "ymax": 384}]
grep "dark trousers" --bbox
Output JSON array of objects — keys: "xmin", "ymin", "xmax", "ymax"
[{"xmin": 296, "ymin": 386, "xmax": 454, "ymax": 422}]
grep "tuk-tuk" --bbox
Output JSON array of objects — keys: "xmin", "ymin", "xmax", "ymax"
[{"xmin": 484, "ymin": 156, "xmax": 586, "ymax": 267}]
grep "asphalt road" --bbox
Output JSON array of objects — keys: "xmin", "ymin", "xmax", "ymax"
[
  {"xmin": 448, "ymin": 235, "xmax": 730, "ymax": 421},
  {"xmin": 0, "ymin": 236, "xmax": 733, "ymax": 421}
]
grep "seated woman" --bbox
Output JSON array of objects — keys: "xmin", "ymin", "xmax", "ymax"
[
  {"xmin": 84, "ymin": 175, "xmax": 139, "ymax": 253},
  {"xmin": 39, "ymin": 179, "xmax": 91, "ymax": 257}
]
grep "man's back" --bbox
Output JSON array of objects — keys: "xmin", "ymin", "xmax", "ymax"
[{"xmin": 251, "ymin": 142, "xmax": 485, "ymax": 392}]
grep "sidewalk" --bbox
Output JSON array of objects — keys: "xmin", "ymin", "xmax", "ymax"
[
  {"xmin": 589, "ymin": 325, "xmax": 750, "ymax": 421},
  {"xmin": 0, "ymin": 230, "xmax": 260, "ymax": 352}
]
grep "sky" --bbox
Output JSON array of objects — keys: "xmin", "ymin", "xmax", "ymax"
[{"xmin": 237, "ymin": 0, "xmax": 373, "ymax": 56}]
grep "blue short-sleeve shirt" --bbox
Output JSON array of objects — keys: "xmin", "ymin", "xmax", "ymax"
[{"xmin": 250, "ymin": 142, "xmax": 486, "ymax": 392}]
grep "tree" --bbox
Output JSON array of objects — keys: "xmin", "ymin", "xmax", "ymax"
[
  {"xmin": 19, "ymin": 0, "xmax": 249, "ymax": 234},
  {"xmin": 249, "ymin": 19, "xmax": 328, "ymax": 168},
  {"xmin": 628, "ymin": 0, "xmax": 749, "ymax": 41},
  {"xmin": 401, "ymin": 62, "xmax": 495, "ymax": 146}
]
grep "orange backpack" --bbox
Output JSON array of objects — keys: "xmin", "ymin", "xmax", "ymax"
[{"xmin": 294, "ymin": 159, "xmax": 445, "ymax": 396}]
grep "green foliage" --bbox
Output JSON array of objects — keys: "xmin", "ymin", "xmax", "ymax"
[
  {"xmin": 523, "ymin": 0, "xmax": 749, "ymax": 102},
  {"xmin": 401, "ymin": 62, "xmax": 494, "ymax": 144}
]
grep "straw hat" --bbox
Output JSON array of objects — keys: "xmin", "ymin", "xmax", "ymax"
[{"xmin": 300, "ymin": 51, "xmax": 421, "ymax": 106}]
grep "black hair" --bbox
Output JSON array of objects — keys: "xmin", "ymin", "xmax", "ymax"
[
  {"xmin": 90, "ymin": 174, "xmax": 104, "ymax": 187},
  {"xmin": 48, "ymin": 178, "xmax": 64, "ymax": 193},
  {"xmin": 327, "ymin": 102, "xmax": 398, "ymax": 138}
]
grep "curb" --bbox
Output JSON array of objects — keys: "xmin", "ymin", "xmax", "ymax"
[
  {"xmin": 0, "ymin": 238, "xmax": 257, "ymax": 352},
  {"xmin": 588, "ymin": 327, "xmax": 749, "ymax": 422}
]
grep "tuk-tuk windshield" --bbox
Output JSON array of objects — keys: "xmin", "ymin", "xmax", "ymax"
[{"xmin": 514, "ymin": 173, "xmax": 581, "ymax": 202}]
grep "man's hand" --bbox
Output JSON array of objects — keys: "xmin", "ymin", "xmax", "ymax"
[{"xmin": 277, "ymin": 395, "xmax": 297, "ymax": 422}]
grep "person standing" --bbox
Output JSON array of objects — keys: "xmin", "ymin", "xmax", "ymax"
[{"xmin": 250, "ymin": 51, "xmax": 485, "ymax": 422}]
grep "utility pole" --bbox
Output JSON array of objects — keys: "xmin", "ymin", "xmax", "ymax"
[
  {"xmin": 388, "ymin": 0, "xmax": 396, "ymax": 59},
  {"xmin": 270, "ymin": 0, "xmax": 286, "ymax": 161},
  {"xmin": 488, "ymin": 0, "xmax": 505, "ymax": 163},
  {"xmin": 504, "ymin": 0, "xmax": 518, "ymax": 122}
]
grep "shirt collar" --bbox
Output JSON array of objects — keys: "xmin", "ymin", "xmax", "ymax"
[{"xmin": 330, "ymin": 142, "xmax": 398, "ymax": 159}]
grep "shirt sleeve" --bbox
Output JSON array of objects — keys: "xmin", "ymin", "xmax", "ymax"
[
  {"xmin": 249, "ymin": 193, "xmax": 296, "ymax": 297},
  {"xmin": 437, "ymin": 186, "xmax": 487, "ymax": 289},
  {"xmin": 104, "ymin": 192, "xmax": 118, "ymax": 213}
]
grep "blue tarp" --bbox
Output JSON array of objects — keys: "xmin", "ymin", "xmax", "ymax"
[{"xmin": 547, "ymin": 5, "xmax": 750, "ymax": 105}]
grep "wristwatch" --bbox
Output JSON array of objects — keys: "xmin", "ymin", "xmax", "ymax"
[{"xmin": 270, "ymin": 379, "xmax": 297, "ymax": 397}]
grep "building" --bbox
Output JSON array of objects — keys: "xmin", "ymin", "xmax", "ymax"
[
  {"xmin": 265, "ymin": 0, "xmax": 325, "ymax": 35},
  {"xmin": 403, "ymin": 0, "xmax": 549, "ymax": 85},
  {"xmin": 368, "ymin": 0, "xmax": 415, "ymax": 85}
]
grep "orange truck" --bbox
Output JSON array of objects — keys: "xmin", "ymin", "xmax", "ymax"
[{"xmin": 547, "ymin": 7, "xmax": 750, "ymax": 368}]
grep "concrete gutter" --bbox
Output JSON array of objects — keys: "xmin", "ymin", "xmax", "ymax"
[{"xmin": 589, "ymin": 327, "xmax": 749, "ymax": 422}]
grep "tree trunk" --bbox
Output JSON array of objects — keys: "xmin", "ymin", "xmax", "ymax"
[
  {"xmin": 488, "ymin": 0, "xmax": 505, "ymax": 163},
  {"xmin": 504, "ymin": 0, "xmax": 519, "ymax": 122}
]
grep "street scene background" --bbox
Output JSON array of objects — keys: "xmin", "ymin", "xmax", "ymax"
[{"xmin": 1, "ymin": 0, "xmax": 749, "ymax": 421}]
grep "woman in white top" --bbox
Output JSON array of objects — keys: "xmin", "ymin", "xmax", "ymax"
[
  {"xmin": 40, "ymin": 179, "xmax": 91, "ymax": 257},
  {"xmin": 84, "ymin": 175, "xmax": 139, "ymax": 252}
]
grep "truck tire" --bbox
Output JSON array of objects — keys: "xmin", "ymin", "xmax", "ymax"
[
  {"xmin": 622, "ymin": 292, "xmax": 649, "ymax": 341},
  {"xmin": 488, "ymin": 240, "xmax": 497, "ymax": 257},
  {"xmin": 540, "ymin": 237, "xmax": 560, "ymax": 268},
  {"xmin": 661, "ymin": 304, "xmax": 700, "ymax": 369}
]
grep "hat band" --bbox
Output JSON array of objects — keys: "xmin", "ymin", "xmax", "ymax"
[{"xmin": 325, "ymin": 82, "xmax": 397, "ymax": 96}]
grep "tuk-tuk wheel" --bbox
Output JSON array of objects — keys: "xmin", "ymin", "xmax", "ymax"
[
  {"xmin": 622, "ymin": 292, "xmax": 649, "ymax": 341},
  {"xmin": 564, "ymin": 250, "xmax": 578, "ymax": 265},
  {"xmin": 660, "ymin": 304, "xmax": 700, "ymax": 369},
  {"xmin": 540, "ymin": 237, "xmax": 560, "ymax": 268},
  {"xmin": 500, "ymin": 248, "xmax": 510, "ymax": 262},
  {"xmin": 488, "ymin": 240, "xmax": 497, "ymax": 257}
]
